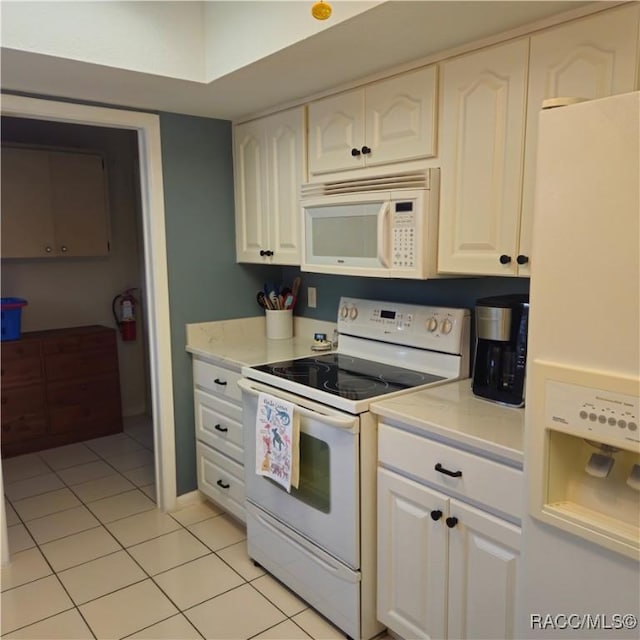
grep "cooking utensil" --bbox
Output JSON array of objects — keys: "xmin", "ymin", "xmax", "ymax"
[
  {"xmin": 269, "ymin": 290, "xmax": 279, "ymax": 309},
  {"xmin": 291, "ymin": 277, "xmax": 301, "ymax": 298},
  {"xmin": 257, "ymin": 291, "xmax": 272, "ymax": 310}
]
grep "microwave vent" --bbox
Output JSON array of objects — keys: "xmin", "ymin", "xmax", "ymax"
[{"xmin": 301, "ymin": 169, "xmax": 437, "ymax": 198}]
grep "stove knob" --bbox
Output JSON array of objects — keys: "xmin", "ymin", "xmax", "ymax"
[
  {"xmin": 349, "ymin": 306, "xmax": 358, "ymax": 320},
  {"xmin": 340, "ymin": 305, "xmax": 349, "ymax": 319},
  {"xmin": 441, "ymin": 318, "xmax": 453, "ymax": 334},
  {"xmin": 426, "ymin": 317, "xmax": 438, "ymax": 332}
]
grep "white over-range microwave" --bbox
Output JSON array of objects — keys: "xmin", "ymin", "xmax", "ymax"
[{"xmin": 300, "ymin": 169, "xmax": 440, "ymax": 279}]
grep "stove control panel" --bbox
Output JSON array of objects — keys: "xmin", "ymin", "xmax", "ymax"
[{"xmin": 337, "ymin": 297, "xmax": 470, "ymax": 354}]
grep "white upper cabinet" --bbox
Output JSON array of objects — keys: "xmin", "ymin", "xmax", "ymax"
[
  {"xmin": 1, "ymin": 146, "xmax": 110, "ymax": 259},
  {"xmin": 518, "ymin": 4, "xmax": 640, "ymax": 276},
  {"xmin": 234, "ymin": 106, "xmax": 305, "ymax": 265},
  {"xmin": 438, "ymin": 5, "xmax": 639, "ymax": 277},
  {"xmin": 438, "ymin": 39, "xmax": 529, "ymax": 277},
  {"xmin": 308, "ymin": 66, "xmax": 437, "ymax": 179}
]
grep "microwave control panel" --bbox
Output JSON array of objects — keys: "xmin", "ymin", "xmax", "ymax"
[{"xmin": 391, "ymin": 201, "xmax": 416, "ymax": 268}]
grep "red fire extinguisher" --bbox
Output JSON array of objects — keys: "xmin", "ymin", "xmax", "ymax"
[{"xmin": 112, "ymin": 288, "xmax": 138, "ymax": 341}]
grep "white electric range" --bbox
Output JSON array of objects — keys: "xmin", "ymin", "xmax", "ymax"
[{"xmin": 238, "ymin": 297, "xmax": 470, "ymax": 640}]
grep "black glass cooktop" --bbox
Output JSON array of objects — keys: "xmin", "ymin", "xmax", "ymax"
[{"xmin": 252, "ymin": 353, "xmax": 444, "ymax": 401}]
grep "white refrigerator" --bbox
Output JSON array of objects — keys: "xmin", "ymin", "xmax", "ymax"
[{"xmin": 519, "ymin": 92, "xmax": 640, "ymax": 638}]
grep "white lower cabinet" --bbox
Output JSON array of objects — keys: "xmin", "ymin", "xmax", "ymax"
[
  {"xmin": 377, "ymin": 422, "xmax": 522, "ymax": 640},
  {"xmin": 192, "ymin": 356, "xmax": 245, "ymax": 522}
]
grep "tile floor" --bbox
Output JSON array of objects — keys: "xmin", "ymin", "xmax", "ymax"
[{"xmin": 1, "ymin": 417, "xmax": 363, "ymax": 640}]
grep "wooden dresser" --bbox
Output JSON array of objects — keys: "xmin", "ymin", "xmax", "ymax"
[{"xmin": 1, "ymin": 325, "xmax": 123, "ymax": 457}]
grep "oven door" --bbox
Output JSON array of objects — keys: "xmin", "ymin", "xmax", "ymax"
[{"xmin": 239, "ymin": 378, "xmax": 360, "ymax": 569}]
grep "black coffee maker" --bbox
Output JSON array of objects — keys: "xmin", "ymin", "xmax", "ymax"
[{"xmin": 472, "ymin": 294, "xmax": 529, "ymax": 407}]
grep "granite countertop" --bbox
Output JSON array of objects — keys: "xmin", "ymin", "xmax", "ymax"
[
  {"xmin": 185, "ymin": 316, "xmax": 337, "ymax": 370},
  {"xmin": 371, "ymin": 379, "xmax": 525, "ymax": 465}
]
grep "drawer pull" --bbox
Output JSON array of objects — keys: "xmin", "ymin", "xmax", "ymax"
[
  {"xmin": 214, "ymin": 378, "xmax": 228, "ymax": 386},
  {"xmin": 430, "ymin": 509, "xmax": 443, "ymax": 522},
  {"xmin": 216, "ymin": 479, "xmax": 230, "ymax": 489},
  {"xmin": 214, "ymin": 424, "xmax": 228, "ymax": 433},
  {"xmin": 1, "ymin": 397, "xmax": 7, "ymax": 405},
  {"xmin": 446, "ymin": 516, "xmax": 459, "ymax": 529},
  {"xmin": 435, "ymin": 463, "xmax": 462, "ymax": 478}
]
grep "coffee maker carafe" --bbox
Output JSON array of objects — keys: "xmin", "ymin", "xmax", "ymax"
[{"xmin": 472, "ymin": 294, "xmax": 529, "ymax": 407}]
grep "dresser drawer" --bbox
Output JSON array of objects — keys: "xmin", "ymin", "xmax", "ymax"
[
  {"xmin": 1, "ymin": 341, "xmax": 41, "ymax": 360},
  {"xmin": 378, "ymin": 422, "xmax": 522, "ymax": 519},
  {"xmin": 45, "ymin": 350, "xmax": 118, "ymax": 381},
  {"xmin": 2, "ymin": 413, "xmax": 47, "ymax": 444},
  {"xmin": 197, "ymin": 440, "xmax": 246, "ymax": 523},
  {"xmin": 1, "ymin": 384, "xmax": 46, "ymax": 419},
  {"xmin": 195, "ymin": 390, "xmax": 243, "ymax": 463},
  {"xmin": 193, "ymin": 358, "xmax": 242, "ymax": 403},
  {"xmin": 1, "ymin": 356, "xmax": 43, "ymax": 387},
  {"xmin": 42, "ymin": 329, "xmax": 116, "ymax": 355}
]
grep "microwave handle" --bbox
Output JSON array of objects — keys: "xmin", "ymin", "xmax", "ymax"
[{"xmin": 377, "ymin": 202, "xmax": 391, "ymax": 268}]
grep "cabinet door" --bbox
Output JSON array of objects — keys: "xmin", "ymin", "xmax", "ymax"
[
  {"xmin": 1, "ymin": 147, "xmax": 56, "ymax": 258},
  {"xmin": 234, "ymin": 119, "xmax": 269, "ymax": 263},
  {"xmin": 365, "ymin": 66, "xmax": 437, "ymax": 168},
  {"xmin": 447, "ymin": 500, "xmax": 521, "ymax": 640},
  {"xmin": 308, "ymin": 89, "xmax": 365, "ymax": 176},
  {"xmin": 438, "ymin": 39, "xmax": 528, "ymax": 276},
  {"xmin": 377, "ymin": 468, "xmax": 448, "ymax": 640},
  {"xmin": 50, "ymin": 152, "xmax": 110, "ymax": 257},
  {"xmin": 265, "ymin": 107, "xmax": 305, "ymax": 265},
  {"xmin": 519, "ymin": 4, "xmax": 640, "ymax": 276}
]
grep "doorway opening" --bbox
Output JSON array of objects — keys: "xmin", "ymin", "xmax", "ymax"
[{"xmin": 1, "ymin": 94, "xmax": 176, "ymax": 564}]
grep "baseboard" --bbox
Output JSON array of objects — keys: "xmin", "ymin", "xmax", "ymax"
[{"xmin": 173, "ymin": 490, "xmax": 206, "ymax": 510}]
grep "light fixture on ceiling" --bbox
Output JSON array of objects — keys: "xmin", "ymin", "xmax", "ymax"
[{"xmin": 311, "ymin": 0, "xmax": 332, "ymax": 21}]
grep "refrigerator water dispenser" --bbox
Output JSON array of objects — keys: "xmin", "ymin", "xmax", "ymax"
[{"xmin": 528, "ymin": 360, "xmax": 640, "ymax": 559}]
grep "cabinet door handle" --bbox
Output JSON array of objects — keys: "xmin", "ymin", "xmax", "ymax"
[
  {"xmin": 435, "ymin": 462, "xmax": 462, "ymax": 478},
  {"xmin": 516, "ymin": 254, "xmax": 529, "ymax": 265},
  {"xmin": 446, "ymin": 516, "xmax": 459, "ymax": 529},
  {"xmin": 430, "ymin": 509, "xmax": 443, "ymax": 521},
  {"xmin": 259, "ymin": 249, "xmax": 274, "ymax": 257},
  {"xmin": 499, "ymin": 254, "xmax": 512, "ymax": 264},
  {"xmin": 214, "ymin": 378, "xmax": 228, "ymax": 386},
  {"xmin": 216, "ymin": 479, "xmax": 230, "ymax": 489},
  {"xmin": 351, "ymin": 148, "xmax": 361, "ymax": 157},
  {"xmin": 214, "ymin": 424, "xmax": 228, "ymax": 433},
  {"xmin": 361, "ymin": 145, "xmax": 371, "ymax": 155}
]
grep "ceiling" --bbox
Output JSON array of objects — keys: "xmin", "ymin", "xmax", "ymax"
[{"xmin": 1, "ymin": 1, "xmax": 595, "ymax": 122}]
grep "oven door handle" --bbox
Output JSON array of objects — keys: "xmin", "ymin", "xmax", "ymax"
[{"xmin": 238, "ymin": 378, "xmax": 359, "ymax": 432}]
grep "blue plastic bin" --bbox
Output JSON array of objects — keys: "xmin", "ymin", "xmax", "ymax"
[{"xmin": 1, "ymin": 298, "xmax": 28, "ymax": 341}]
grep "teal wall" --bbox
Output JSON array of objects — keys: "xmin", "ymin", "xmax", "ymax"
[
  {"xmin": 282, "ymin": 268, "xmax": 530, "ymax": 321},
  {"xmin": 159, "ymin": 112, "xmax": 279, "ymax": 494}
]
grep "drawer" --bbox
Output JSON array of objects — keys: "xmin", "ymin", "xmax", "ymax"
[
  {"xmin": 197, "ymin": 440, "xmax": 246, "ymax": 523},
  {"xmin": 45, "ymin": 350, "xmax": 118, "ymax": 381},
  {"xmin": 195, "ymin": 390, "xmax": 243, "ymax": 463},
  {"xmin": 1, "ymin": 341, "xmax": 41, "ymax": 360},
  {"xmin": 49, "ymin": 402, "xmax": 122, "ymax": 434},
  {"xmin": 47, "ymin": 374, "xmax": 121, "ymax": 407},
  {"xmin": 193, "ymin": 358, "xmax": 242, "ymax": 403},
  {"xmin": 1, "ymin": 356, "xmax": 43, "ymax": 387},
  {"xmin": 378, "ymin": 422, "xmax": 522, "ymax": 520},
  {"xmin": 1, "ymin": 384, "xmax": 46, "ymax": 419},
  {"xmin": 2, "ymin": 413, "xmax": 47, "ymax": 444},
  {"xmin": 42, "ymin": 329, "xmax": 116, "ymax": 355}
]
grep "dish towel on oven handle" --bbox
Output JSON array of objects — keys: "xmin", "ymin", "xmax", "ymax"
[{"xmin": 255, "ymin": 392, "xmax": 300, "ymax": 492}]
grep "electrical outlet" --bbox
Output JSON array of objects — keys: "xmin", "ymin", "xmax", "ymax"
[{"xmin": 308, "ymin": 286, "xmax": 317, "ymax": 308}]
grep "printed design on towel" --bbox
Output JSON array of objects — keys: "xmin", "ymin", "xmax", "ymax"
[{"xmin": 256, "ymin": 393, "xmax": 299, "ymax": 492}]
